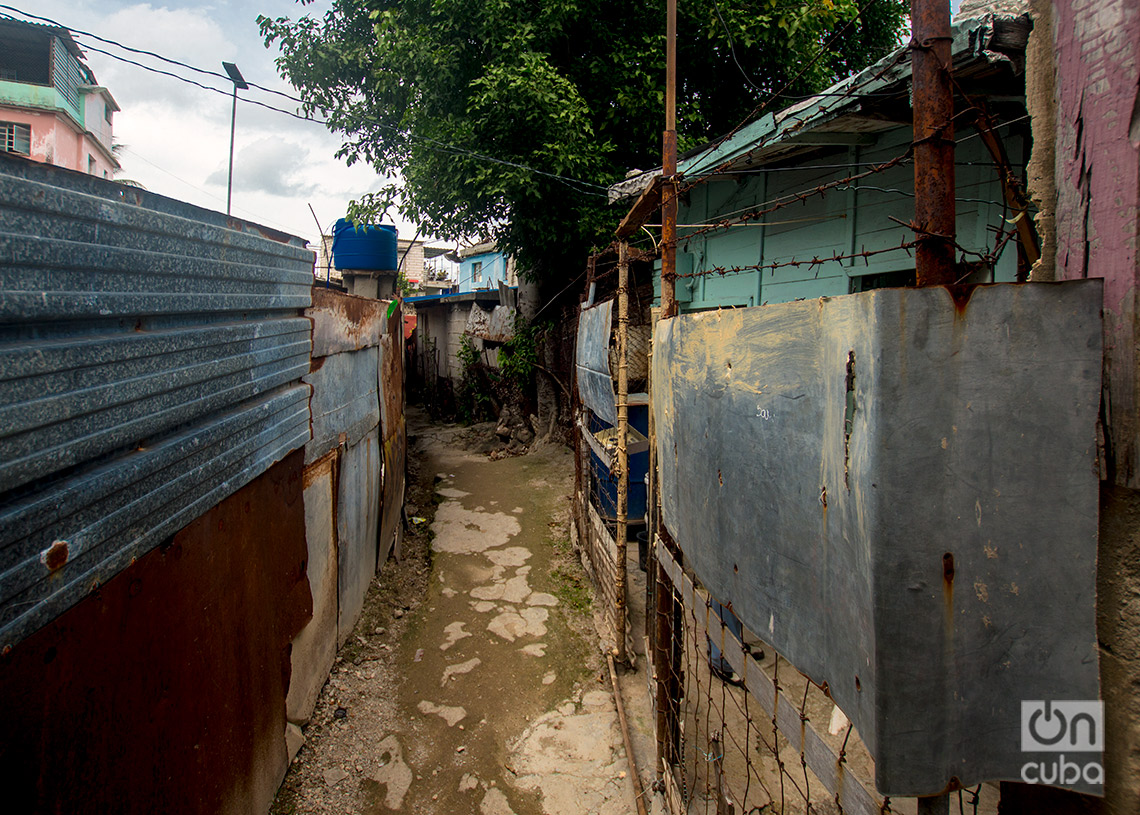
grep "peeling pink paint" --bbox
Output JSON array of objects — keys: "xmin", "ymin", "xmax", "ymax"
[{"xmin": 1055, "ymin": 0, "xmax": 1140, "ymax": 486}]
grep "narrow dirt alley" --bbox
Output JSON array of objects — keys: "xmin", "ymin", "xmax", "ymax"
[{"xmin": 274, "ymin": 408, "xmax": 649, "ymax": 814}]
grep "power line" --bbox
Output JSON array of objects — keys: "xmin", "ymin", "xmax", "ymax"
[
  {"xmin": 119, "ymin": 145, "xmax": 301, "ymax": 235},
  {"xmin": 0, "ymin": 5, "xmax": 611, "ymax": 198},
  {"xmin": 711, "ymin": 0, "xmax": 762, "ymax": 94}
]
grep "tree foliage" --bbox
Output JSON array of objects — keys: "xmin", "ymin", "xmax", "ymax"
[{"xmin": 260, "ymin": 0, "xmax": 907, "ymax": 279}]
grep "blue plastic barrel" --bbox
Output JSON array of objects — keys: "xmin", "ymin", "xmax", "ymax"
[
  {"xmin": 588, "ymin": 404, "xmax": 650, "ymax": 523},
  {"xmin": 332, "ymin": 219, "xmax": 398, "ymax": 271}
]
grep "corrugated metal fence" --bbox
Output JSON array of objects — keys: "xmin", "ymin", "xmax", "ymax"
[{"xmin": 0, "ymin": 153, "xmax": 314, "ymax": 651}]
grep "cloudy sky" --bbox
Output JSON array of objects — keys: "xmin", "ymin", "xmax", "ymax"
[
  {"xmin": 7, "ymin": 0, "xmax": 418, "ymax": 250},
  {"xmin": 7, "ymin": 1, "xmax": 962, "ymax": 252}
]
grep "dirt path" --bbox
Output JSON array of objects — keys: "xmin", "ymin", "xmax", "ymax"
[{"xmin": 274, "ymin": 409, "xmax": 643, "ymax": 814}]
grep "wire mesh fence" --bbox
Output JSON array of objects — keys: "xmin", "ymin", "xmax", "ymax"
[{"xmin": 651, "ymin": 538, "xmax": 1000, "ymax": 815}]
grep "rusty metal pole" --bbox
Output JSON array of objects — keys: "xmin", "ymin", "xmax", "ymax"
[
  {"xmin": 911, "ymin": 0, "xmax": 956, "ymax": 286},
  {"xmin": 654, "ymin": 0, "xmax": 681, "ymax": 777},
  {"xmin": 661, "ymin": 0, "xmax": 678, "ymax": 319},
  {"xmin": 913, "ymin": 1, "xmax": 954, "ymax": 812},
  {"xmin": 615, "ymin": 241, "xmax": 630, "ymax": 665}
]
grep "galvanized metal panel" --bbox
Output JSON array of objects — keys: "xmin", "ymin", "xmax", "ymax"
[
  {"xmin": 653, "ymin": 281, "xmax": 1103, "ymax": 796},
  {"xmin": 0, "ymin": 386, "xmax": 311, "ymax": 648},
  {"xmin": 0, "ymin": 319, "xmax": 311, "ymax": 492},
  {"xmin": 303, "ymin": 346, "xmax": 381, "ymax": 464},
  {"xmin": 336, "ymin": 428, "xmax": 381, "ymax": 645},
  {"xmin": 0, "ymin": 155, "xmax": 314, "ymax": 648},
  {"xmin": 576, "ymin": 301, "xmax": 617, "ymax": 427}
]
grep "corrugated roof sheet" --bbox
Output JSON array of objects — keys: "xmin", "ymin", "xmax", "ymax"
[{"xmin": 0, "ymin": 154, "xmax": 314, "ymax": 649}]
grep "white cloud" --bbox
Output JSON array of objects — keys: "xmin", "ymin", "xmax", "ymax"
[
  {"xmin": 16, "ymin": 0, "xmax": 423, "ymax": 247},
  {"xmin": 206, "ymin": 136, "xmax": 316, "ymax": 197}
]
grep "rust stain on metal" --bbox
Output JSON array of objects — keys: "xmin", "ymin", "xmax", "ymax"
[
  {"xmin": 910, "ymin": 0, "xmax": 956, "ymax": 286},
  {"xmin": 309, "ymin": 286, "xmax": 386, "ymax": 357},
  {"xmin": 303, "ymin": 448, "xmax": 338, "ymax": 489},
  {"xmin": 379, "ymin": 303, "xmax": 407, "ymax": 562},
  {"xmin": 0, "ymin": 451, "xmax": 311, "ymax": 814},
  {"xmin": 944, "ymin": 284, "xmax": 979, "ymax": 317},
  {"xmin": 41, "ymin": 540, "xmax": 69, "ymax": 572},
  {"xmin": 943, "ymin": 551, "xmax": 955, "ymax": 638}
]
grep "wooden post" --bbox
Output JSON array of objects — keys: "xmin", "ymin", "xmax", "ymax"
[{"xmin": 615, "ymin": 241, "xmax": 631, "ymax": 664}]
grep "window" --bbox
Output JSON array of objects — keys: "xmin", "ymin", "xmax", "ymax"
[
  {"xmin": 104, "ymin": 103, "xmax": 112, "ymax": 124},
  {"xmin": 472, "ymin": 261, "xmax": 482, "ymax": 283},
  {"xmin": 0, "ymin": 121, "xmax": 31, "ymax": 155},
  {"xmin": 88, "ymin": 155, "xmax": 96, "ymax": 174}
]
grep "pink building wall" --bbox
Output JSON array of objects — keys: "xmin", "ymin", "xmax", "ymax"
[{"xmin": 4, "ymin": 106, "xmax": 116, "ymax": 178}]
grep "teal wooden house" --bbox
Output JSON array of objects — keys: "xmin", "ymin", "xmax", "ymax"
[{"xmin": 611, "ymin": 12, "xmax": 1034, "ymax": 311}]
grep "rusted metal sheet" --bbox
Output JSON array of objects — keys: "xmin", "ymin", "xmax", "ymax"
[
  {"xmin": 308, "ymin": 286, "xmax": 385, "ymax": 358},
  {"xmin": 336, "ymin": 429, "xmax": 380, "ymax": 645},
  {"xmin": 0, "ymin": 450, "xmax": 310, "ymax": 814},
  {"xmin": 464, "ymin": 302, "xmax": 516, "ymax": 343},
  {"xmin": 0, "ymin": 154, "xmax": 313, "ymax": 649},
  {"xmin": 288, "ymin": 451, "xmax": 339, "ymax": 723},
  {"xmin": 653, "ymin": 281, "xmax": 1103, "ymax": 796},
  {"xmin": 379, "ymin": 303, "xmax": 406, "ymax": 564},
  {"xmin": 576, "ymin": 301, "xmax": 618, "ymax": 427},
  {"xmin": 487, "ymin": 305, "xmax": 515, "ymax": 342},
  {"xmin": 910, "ymin": 0, "xmax": 956, "ymax": 285}
]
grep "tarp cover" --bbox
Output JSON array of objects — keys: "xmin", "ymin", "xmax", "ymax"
[{"xmin": 653, "ymin": 282, "xmax": 1103, "ymax": 796}]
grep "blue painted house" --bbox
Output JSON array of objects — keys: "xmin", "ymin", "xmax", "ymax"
[
  {"xmin": 456, "ymin": 241, "xmax": 515, "ymax": 294},
  {"xmin": 611, "ymin": 11, "xmax": 1033, "ymax": 311}
]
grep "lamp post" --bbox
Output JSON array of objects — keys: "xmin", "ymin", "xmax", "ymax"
[{"xmin": 222, "ymin": 61, "xmax": 248, "ymax": 216}]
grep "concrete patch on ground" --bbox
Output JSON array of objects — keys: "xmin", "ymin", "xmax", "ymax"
[
  {"xmin": 441, "ymin": 657, "xmax": 482, "ymax": 686},
  {"xmin": 440, "ymin": 621, "xmax": 472, "ymax": 651},
  {"xmin": 487, "ymin": 607, "xmax": 549, "ymax": 642},
  {"xmin": 418, "ymin": 699, "xmax": 467, "ymax": 727},
  {"xmin": 471, "ymin": 600, "xmax": 498, "ymax": 613},
  {"xmin": 526, "ymin": 592, "xmax": 558, "ymax": 607},
  {"xmin": 369, "ymin": 735, "xmax": 413, "ymax": 810},
  {"xmin": 508, "ymin": 704, "xmax": 629, "ymax": 815},
  {"xmin": 480, "ymin": 787, "xmax": 516, "ymax": 815},
  {"xmin": 486, "ymin": 546, "xmax": 532, "ymax": 567},
  {"xmin": 542, "ymin": 671, "xmax": 556, "ymax": 685},
  {"xmin": 474, "ymin": 573, "xmax": 533, "ymax": 603},
  {"xmin": 520, "ymin": 643, "xmax": 548, "ymax": 658},
  {"xmin": 437, "ymin": 487, "xmax": 470, "ymax": 499},
  {"xmin": 431, "ymin": 502, "xmax": 521, "ymax": 554},
  {"xmin": 459, "ymin": 773, "xmax": 481, "ymax": 792}
]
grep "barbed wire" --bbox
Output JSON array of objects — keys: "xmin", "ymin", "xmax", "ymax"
[{"xmin": 675, "ymin": 238, "xmax": 919, "ymax": 283}]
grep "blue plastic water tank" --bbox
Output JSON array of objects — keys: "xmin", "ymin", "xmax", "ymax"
[{"xmin": 332, "ymin": 219, "xmax": 398, "ymax": 271}]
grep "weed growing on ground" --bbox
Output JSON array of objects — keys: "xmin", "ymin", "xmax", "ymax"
[{"xmin": 551, "ymin": 564, "xmax": 591, "ymax": 612}]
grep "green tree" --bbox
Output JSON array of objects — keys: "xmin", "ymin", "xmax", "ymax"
[{"xmin": 260, "ymin": 0, "xmax": 907, "ymax": 280}]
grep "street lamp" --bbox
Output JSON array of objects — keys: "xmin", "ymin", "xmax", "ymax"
[{"xmin": 222, "ymin": 61, "xmax": 248, "ymax": 216}]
